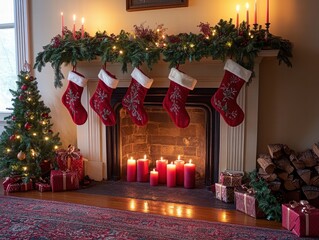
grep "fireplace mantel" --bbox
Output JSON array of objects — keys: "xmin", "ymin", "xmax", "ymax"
[{"xmin": 77, "ymin": 51, "xmax": 278, "ymax": 181}]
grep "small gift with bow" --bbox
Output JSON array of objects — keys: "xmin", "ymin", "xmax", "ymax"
[
  {"xmin": 234, "ymin": 186, "xmax": 266, "ymax": 218},
  {"xmin": 219, "ymin": 171, "xmax": 243, "ymax": 187},
  {"xmin": 2, "ymin": 176, "xmax": 20, "ymax": 192},
  {"xmin": 50, "ymin": 170, "xmax": 79, "ymax": 192},
  {"xmin": 56, "ymin": 145, "xmax": 84, "ymax": 181},
  {"xmin": 20, "ymin": 178, "xmax": 33, "ymax": 192},
  {"xmin": 282, "ymin": 200, "xmax": 319, "ymax": 237},
  {"xmin": 215, "ymin": 183, "xmax": 234, "ymax": 203}
]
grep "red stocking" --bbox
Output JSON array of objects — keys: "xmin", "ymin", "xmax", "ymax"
[
  {"xmin": 163, "ymin": 68, "xmax": 197, "ymax": 128},
  {"xmin": 62, "ymin": 71, "xmax": 88, "ymax": 125},
  {"xmin": 122, "ymin": 68, "xmax": 153, "ymax": 126},
  {"xmin": 90, "ymin": 69, "xmax": 119, "ymax": 126},
  {"xmin": 211, "ymin": 59, "xmax": 252, "ymax": 127}
]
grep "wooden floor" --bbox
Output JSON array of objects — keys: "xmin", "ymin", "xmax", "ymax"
[{"xmin": 0, "ymin": 182, "xmax": 283, "ymax": 230}]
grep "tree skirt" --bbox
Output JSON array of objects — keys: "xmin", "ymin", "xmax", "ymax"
[{"xmin": 0, "ymin": 196, "xmax": 306, "ymax": 240}]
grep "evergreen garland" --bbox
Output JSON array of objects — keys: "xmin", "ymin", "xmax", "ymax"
[
  {"xmin": 34, "ymin": 19, "xmax": 293, "ymax": 88},
  {"xmin": 248, "ymin": 170, "xmax": 282, "ymax": 222}
]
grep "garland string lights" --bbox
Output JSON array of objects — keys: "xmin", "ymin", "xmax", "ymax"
[{"xmin": 34, "ymin": 19, "xmax": 292, "ymax": 88}]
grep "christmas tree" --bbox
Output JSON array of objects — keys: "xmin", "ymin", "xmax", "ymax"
[{"xmin": 0, "ymin": 64, "xmax": 61, "ymax": 180}]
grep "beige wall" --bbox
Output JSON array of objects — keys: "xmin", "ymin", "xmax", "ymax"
[{"xmin": 30, "ymin": 0, "xmax": 319, "ymax": 153}]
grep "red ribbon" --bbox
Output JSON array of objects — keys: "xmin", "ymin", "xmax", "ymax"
[{"xmin": 56, "ymin": 145, "xmax": 81, "ymax": 169}]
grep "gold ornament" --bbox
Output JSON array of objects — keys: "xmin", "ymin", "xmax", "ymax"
[{"xmin": 17, "ymin": 150, "xmax": 26, "ymax": 160}]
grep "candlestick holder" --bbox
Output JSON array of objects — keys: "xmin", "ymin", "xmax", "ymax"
[
  {"xmin": 265, "ymin": 22, "xmax": 271, "ymax": 32},
  {"xmin": 253, "ymin": 23, "xmax": 259, "ymax": 31}
]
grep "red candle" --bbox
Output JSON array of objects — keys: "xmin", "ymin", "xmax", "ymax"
[
  {"xmin": 167, "ymin": 162, "xmax": 176, "ymax": 188},
  {"xmin": 137, "ymin": 155, "xmax": 149, "ymax": 182},
  {"xmin": 184, "ymin": 160, "xmax": 195, "ymax": 189},
  {"xmin": 236, "ymin": 5, "xmax": 240, "ymax": 28},
  {"xmin": 266, "ymin": 0, "xmax": 269, "ymax": 23},
  {"xmin": 254, "ymin": 0, "xmax": 258, "ymax": 24},
  {"xmin": 246, "ymin": 3, "xmax": 249, "ymax": 26},
  {"xmin": 61, "ymin": 12, "xmax": 64, "ymax": 38},
  {"xmin": 174, "ymin": 155, "xmax": 184, "ymax": 186},
  {"xmin": 156, "ymin": 157, "xmax": 168, "ymax": 184},
  {"xmin": 72, "ymin": 14, "xmax": 76, "ymax": 39},
  {"xmin": 81, "ymin": 17, "xmax": 85, "ymax": 38},
  {"xmin": 150, "ymin": 168, "xmax": 159, "ymax": 186},
  {"xmin": 127, "ymin": 157, "xmax": 136, "ymax": 182}
]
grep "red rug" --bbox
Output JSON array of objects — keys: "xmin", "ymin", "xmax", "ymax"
[{"xmin": 0, "ymin": 196, "xmax": 306, "ymax": 240}]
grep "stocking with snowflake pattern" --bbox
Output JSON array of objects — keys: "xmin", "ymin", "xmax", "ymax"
[
  {"xmin": 62, "ymin": 71, "xmax": 88, "ymax": 125},
  {"xmin": 163, "ymin": 68, "xmax": 197, "ymax": 128},
  {"xmin": 90, "ymin": 68, "xmax": 119, "ymax": 126},
  {"xmin": 211, "ymin": 59, "xmax": 252, "ymax": 127},
  {"xmin": 122, "ymin": 68, "xmax": 154, "ymax": 126}
]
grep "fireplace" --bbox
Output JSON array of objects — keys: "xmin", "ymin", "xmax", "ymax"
[
  {"xmin": 77, "ymin": 54, "xmax": 275, "ymax": 182},
  {"xmin": 105, "ymin": 88, "xmax": 220, "ymax": 186}
]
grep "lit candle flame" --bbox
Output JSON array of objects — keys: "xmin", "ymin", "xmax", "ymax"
[
  {"xmin": 81, "ymin": 17, "xmax": 85, "ymax": 25},
  {"xmin": 236, "ymin": 4, "xmax": 240, "ymax": 13},
  {"xmin": 246, "ymin": 2, "xmax": 249, "ymax": 10},
  {"xmin": 189, "ymin": 159, "xmax": 192, "ymax": 164},
  {"xmin": 161, "ymin": 156, "xmax": 163, "ymax": 160},
  {"xmin": 178, "ymin": 155, "xmax": 180, "ymax": 160},
  {"xmin": 73, "ymin": 14, "xmax": 76, "ymax": 22},
  {"xmin": 144, "ymin": 154, "xmax": 146, "ymax": 159}
]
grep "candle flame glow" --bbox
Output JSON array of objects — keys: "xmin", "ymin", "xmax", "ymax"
[
  {"xmin": 61, "ymin": 12, "xmax": 63, "ymax": 16},
  {"xmin": 144, "ymin": 154, "xmax": 146, "ymax": 159},
  {"xmin": 73, "ymin": 14, "xmax": 76, "ymax": 22},
  {"xmin": 246, "ymin": 2, "xmax": 249, "ymax": 10},
  {"xmin": 236, "ymin": 4, "xmax": 240, "ymax": 12},
  {"xmin": 161, "ymin": 156, "xmax": 163, "ymax": 160},
  {"xmin": 189, "ymin": 159, "xmax": 192, "ymax": 164},
  {"xmin": 178, "ymin": 155, "xmax": 180, "ymax": 160},
  {"xmin": 130, "ymin": 156, "xmax": 133, "ymax": 160},
  {"xmin": 81, "ymin": 17, "xmax": 85, "ymax": 24}
]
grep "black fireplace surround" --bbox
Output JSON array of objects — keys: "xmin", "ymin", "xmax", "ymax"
[{"xmin": 105, "ymin": 88, "xmax": 220, "ymax": 186}]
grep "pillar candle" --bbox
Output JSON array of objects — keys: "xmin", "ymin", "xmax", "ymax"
[
  {"xmin": 150, "ymin": 169, "xmax": 159, "ymax": 186},
  {"xmin": 81, "ymin": 17, "xmax": 85, "ymax": 38},
  {"xmin": 167, "ymin": 162, "xmax": 176, "ymax": 188},
  {"xmin": 127, "ymin": 157, "xmax": 136, "ymax": 182},
  {"xmin": 61, "ymin": 12, "xmax": 64, "ymax": 38},
  {"xmin": 137, "ymin": 155, "xmax": 149, "ymax": 182},
  {"xmin": 184, "ymin": 159, "xmax": 195, "ymax": 189},
  {"xmin": 156, "ymin": 157, "xmax": 168, "ymax": 184},
  {"xmin": 72, "ymin": 14, "xmax": 76, "ymax": 39},
  {"xmin": 174, "ymin": 155, "xmax": 184, "ymax": 186}
]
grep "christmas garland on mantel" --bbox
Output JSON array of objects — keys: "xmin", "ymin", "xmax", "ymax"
[{"xmin": 34, "ymin": 19, "xmax": 293, "ymax": 88}]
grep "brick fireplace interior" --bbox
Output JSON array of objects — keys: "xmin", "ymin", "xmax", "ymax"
[{"xmin": 105, "ymin": 88, "xmax": 220, "ymax": 187}]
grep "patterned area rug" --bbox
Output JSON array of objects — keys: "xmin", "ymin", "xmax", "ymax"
[{"xmin": 0, "ymin": 196, "xmax": 307, "ymax": 240}]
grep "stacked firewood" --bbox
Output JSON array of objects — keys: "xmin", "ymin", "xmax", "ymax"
[{"xmin": 257, "ymin": 143, "xmax": 319, "ymax": 202}]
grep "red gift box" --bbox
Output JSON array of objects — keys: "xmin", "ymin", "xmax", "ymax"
[
  {"xmin": 6, "ymin": 183, "xmax": 21, "ymax": 193},
  {"xmin": 35, "ymin": 182, "xmax": 51, "ymax": 192},
  {"xmin": 215, "ymin": 183, "xmax": 234, "ymax": 203},
  {"xmin": 282, "ymin": 202, "xmax": 319, "ymax": 237},
  {"xmin": 56, "ymin": 145, "xmax": 84, "ymax": 181},
  {"xmin": 234, "ymin": 190, "xmax": 265, "ymax": 218},
  {"xmin": 50, "ymin": 170, "xmax": 79, "ymax": 192},
  {"xmin": 219, "ymin": 172, "xmax": 242, "ymax": 187},
  {"xmin": 2, "ymin": 176, "xmax": 20, "ymax": 191},
  {"xmin": 20, "ymin": 182, "xmax": 33, "ymax": 192}
]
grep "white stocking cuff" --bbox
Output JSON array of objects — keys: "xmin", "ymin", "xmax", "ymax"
[
  {"xmin": 224, "ymin": 59, "xmax": 252, "ymax": 82},
  {"xmin": 168, "ymin": 68, "xmax": 197, "ymax": 90},
  {"xmin": 68, "ymin": 71, "xmax": 88, "ymax": 87},
  {"xmin": 131, "ymin": 68, "xmax": 154, "ymax": 89},
  {"xmin": 98, "ymin": 69, "xmax": 119, "ymax": 89}
]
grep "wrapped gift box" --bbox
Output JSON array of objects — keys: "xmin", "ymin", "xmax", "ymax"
[
  {"xmin": 219, "ymin": 172, "xmax": 243, "ymax": 187},
  {"xmin": 215, "ymin": 183, "xmax": 234, "ymax": 203},
  {"xmin": 35, "ymin": 182, "xmax": 51, "ymax": 192},
  {"xmin": 2, "ymin": 176, "xmax": 20, "ymax": 191},
  {"xmin": 56, "ymin": 145, "xmax": 84, "ymax": 181},
  {"xmin": 234, "ymin": 190, "xmax": 265, "ymax": 218},
  {"xmin": 282, "ymin": 202, "xmax": 319, "ymax": 237},
  {"xmin": 6, "ymin": 183, "xmax": 21, "ymax": 193},
  {"xmin": 20, "ymin": 182, "xmax": 33, "ymax": 192},
  {"xmin": 50, "ymin": 170, "xmax": 79, "ymax": 192}
]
